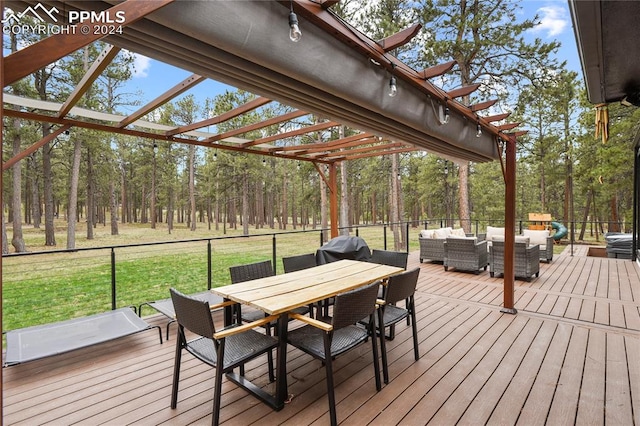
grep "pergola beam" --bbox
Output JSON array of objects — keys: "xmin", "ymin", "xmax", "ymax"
[
  {"xmin": 3, "ymin": 0, "xmax": 175, "ymax": 86},
  {"xmin": 241, "ymin": 120, "xmax": 339, "ymax": 148},
  {"xmin": 420, "ymin": 60, "xmax": 457, "ymax": 79},
  {"xmin": 377, "ymin": 23, "xmax": 422, "ymax": 52},
  {"xmin": 119, "ymin": 73, "xmax": 205, "ymax": 128},
  {"xmin": 204, "ymin": 110, "xmax": 309, "ymax": 144},
  {"xmin": 166, "ymin": 96, "xmax": 271, "ymax": 136},
  {"xmin": 58, "ymin": 45, "xmax": 121, "ymax": 118}
]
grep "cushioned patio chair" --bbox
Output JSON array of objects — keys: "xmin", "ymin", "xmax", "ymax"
[
  {"xmin": 287, "ymin": 282, "xmax": 382, "ymax": 426},
  {"xmin": 418, "ymin": 236, "xmax": 446, "ymax": 263},
  {"xmin": 489, "ymin": 240, "xmax": 540, "ymax": 282},
  {"xmin": 169, "ymin": 288, "xmax": 278, "ymax": 426},
  {"xmin": 443, "ymin": 237, "xmax": 488, "ymax": 274}
]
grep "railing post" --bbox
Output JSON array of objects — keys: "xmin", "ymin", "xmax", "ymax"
[
  {"xmin": 207, "ymin": 240, "xmax": 212, "ymax": 290},
  {"xmin": 110, "ymin": 248, "xmax": 116, "ymax": 310},
  {"xmin": 405, "ymin": 222, "xmax": 410, "ymax": 252},
  {"xmin": 383, "ymin": 225, "xmax": 388, "ymax": 250},
  {"xmin": 320, "ymin": 231, "xmax": 324, "ymax": 247},
  {"xmin": 355, "ymin": 227, "xmax": 359, "ymax": 237},
  {"xmin": 272, "ymin": 234, "xmax": 277, "ymax": 275}
]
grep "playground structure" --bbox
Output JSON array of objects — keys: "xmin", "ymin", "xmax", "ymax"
[{"xmin": 528, "ymin": 213, "xmax": 567, "ymax": 241}]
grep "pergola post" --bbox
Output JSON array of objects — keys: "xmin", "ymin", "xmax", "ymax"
[
  {"xmin": 328, "ymin": 162, "xmax": 339, "ymax": 238},
  {"xmin": 501, "ymin": 135, "xmax": 517, "ymax": 314}
]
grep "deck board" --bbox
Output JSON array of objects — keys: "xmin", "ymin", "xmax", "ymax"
[{"xmin": 3, "ymin": 244, "xmax": 640, "ymax": 425}]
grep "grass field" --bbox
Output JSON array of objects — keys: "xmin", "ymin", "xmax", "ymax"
[{"xmin": 2, "ymin": 220, "xmax": 416, "ymax": 331}]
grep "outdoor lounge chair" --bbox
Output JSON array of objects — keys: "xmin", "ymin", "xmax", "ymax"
[
  {"xmin": 169, "ymin": 288, "xmax": 278, "ymax": 426},
  {"xmin": 4, "ymin": 307, "xmax": 162, "ymax": 366},
  {"xmin": 287, "ymin": 282, "xmax": 382, "ymax": 426},
  {"xmin": 490, "ymin": 240, "xmax": 540, "ymax": 281},
  {"xmin": 418, "ymin": 235, "xmax": 446, "ymax": 263},
  {"xmin": 443, "ymin": 237, "xmax": 488, "ymax": 274}
]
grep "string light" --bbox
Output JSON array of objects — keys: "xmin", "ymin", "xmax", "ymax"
[
  {"xmin": 288, "ymin": 1, "xmax": 302, "ymax": 42},
  {"xmin": 388, "ymin": 63, "xmax": 397, "ymax": 97},
  {"xmin": 443, "ymin": 99, "xmax": 450, "ymax": 124}
]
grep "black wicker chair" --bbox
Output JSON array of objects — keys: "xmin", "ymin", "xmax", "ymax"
[
  {"xmin": 282, "ymin": 253, "xmax": 317, "ymax": 273},
  {"xmin": 230, "ymin": 260, "xmax": 310, "ymax": 320},
  {"xmin": 369, "ymin": 249, "xmax": 408, "ymax": 269},
  {"xmin": 229, "ymin": 260, "xmax": 282, "ymax": 323},
  {"xmin": 367, "ymin": 268, "xmax": 420, "ymax": 384},
  {"xmin": 287, "ymin": 282, "xmax": 383, "ymax": 426},
  {"xmin": 169, "ymin": 288, "xmax": 278, "ymax": 426},
  {"xmin": 282, "ymin": 253, "xmax": 320, "ymax": 317}
]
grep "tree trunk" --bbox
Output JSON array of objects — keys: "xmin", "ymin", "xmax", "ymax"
[
  {"xmin": 120, "ymin": 163, "xmax": 127, "ymax": 224},
  {"xmin": 2, "ymin": 205, "xmax": 9, "ymax": 254},
  {"xmin": 28, "ymin": 154, "xmax": 41, "ymax": 229},
  {"xmin": 320, "ymin": 168, "xmax": 328, "ymax": 243},
  {"xmin": 609, "ymin": 195, "xmax": 620, "ymax": 232},
  {"xmin": 66, "ymin": 138, "xmax": 82, "ymax": 249},
  {"xmin": 86, "ymin": 149, "xmax": 94, "ymax": 240},
  {"xmin": 281, "ymin": 173, "xmax": 288, "ymax": 230},
  {"xmin": 42, "ymin": 134, "xmax": 56, "ymax": 246},
  {"xmin": 151, "ymin": 149, "xmax": 157, "ymax": 229},
  {"xmin": 390, "ymin": 154, "xmax": 400, "ymax": 250},
  {"xmin": 110, "ymin": 181, "xmax": 119, "ymax": 235},
  {"xmin": 579, "ymin": 189, "xmax": 592, "ymax": 241},
  {"xmin": 339, "ymin": 129, "xmax": 349, "ymax": 236},
  {"xmin": 189, "ymin": 145, "xmax": 196, "ymax": 231},
  {"xmin": 242, "ymin": 171, "xmax": 249, "ymax": 235},
  {"xmin": 458, "ymin": 162, "xmax": 470, "ymax": 233},
  {"xmin": 11, "ymin": 120, "xmax": 26, "ymax": 252},
  {"xmin": 167, "ymin": 187, "xmax": 174, "ymax": 234}
]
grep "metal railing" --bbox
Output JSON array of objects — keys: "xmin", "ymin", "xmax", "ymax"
[
  {"xmin": 2, "ymin": 222, "xmax": 413, "ymax": 331},
  {"xmin": 2, "ymin": 216, "xmax": 632, "ymax": 331}
]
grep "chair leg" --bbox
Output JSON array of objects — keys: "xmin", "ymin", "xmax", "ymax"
[
  {"xmin": 410, "ymin": 297, "xmax": 420, "ymax": 361},
  {"xmin": 377, "ymin": 309, "xmax": 389, "ymax": 385},
  {"xmin": 267, "ymin": 349, "xmax": 275, "ymax": 382},
  {"xmin": 369, "ymin": 316, "xmax": 381, "ymax": 392},
  {"xmin": 323, "ymin": 334, "xmax": 337, "ymax": 426},
  {"xmin": 171, "ymin": 331, "xmax": 184, "ymax": 409},
  {"xmin": 212, "ymin": 340, "xmax": 226, "ymax": 426}
]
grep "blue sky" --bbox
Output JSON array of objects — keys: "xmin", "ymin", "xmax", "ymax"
[{"xmin": 121, "ymin": 0, "xmax": 581, "ymax": 114}]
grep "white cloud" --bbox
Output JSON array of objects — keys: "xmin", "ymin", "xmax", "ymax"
[
  {"xmin": 533, "ymin": 5, "xmax": 568, "ymax": 37},
  {"xmin": 131, "ymin": 53, "xmax": 151, "ymax": 78}
]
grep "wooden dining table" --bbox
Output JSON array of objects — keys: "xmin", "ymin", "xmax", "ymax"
[{"xmin": 210, "ymin": 259, "xmax": 404, "ymax": 411}]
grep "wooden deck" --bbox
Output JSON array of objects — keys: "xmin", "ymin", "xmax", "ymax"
[{"xmin": 3, "ymin": 245, "xmax": 640, "ymax": 425}]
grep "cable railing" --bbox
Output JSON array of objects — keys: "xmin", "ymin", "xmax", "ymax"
[
  {"xmin": 2, "ymin": 217, "xmax": 632, "ymax": 332},
  {"xmin": 1, "ymin": 223, "xmax": 414, "ymax": 332}
]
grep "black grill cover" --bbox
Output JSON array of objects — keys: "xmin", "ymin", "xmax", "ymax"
[{"xmin": 316, "ymin": 235, "xmax": 371, "ymax": 264}]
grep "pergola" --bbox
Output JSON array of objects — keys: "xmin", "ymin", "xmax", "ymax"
[{"xmin": 1, "ymin": 1, "xmax": 522, "ymax": 304}]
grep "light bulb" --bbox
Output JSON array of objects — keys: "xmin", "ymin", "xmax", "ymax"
[
  {"xmin": 476, "ymin": 123, "xmax": 482, "ymax": 137},
  {"xmin": 289, "ymin": 12, "xmax": 302, "ymax": 42},
  {"xmin": 443, "ymin": 106, "xmax": 450, "ymax": 124},
  {"xmin": 388, "ymin": 76, "xmax": 398, "ymax": 97}
]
